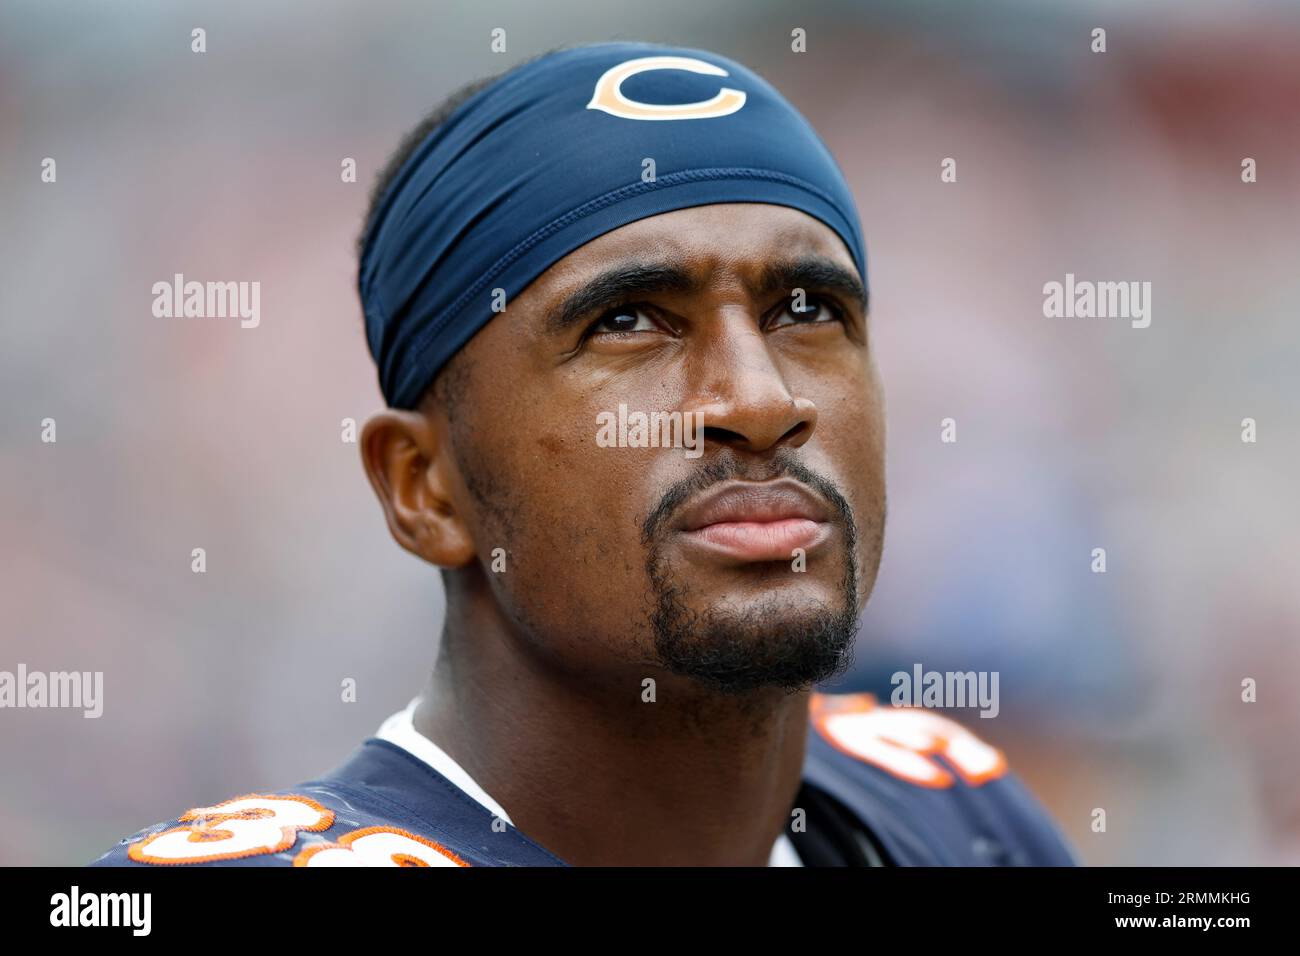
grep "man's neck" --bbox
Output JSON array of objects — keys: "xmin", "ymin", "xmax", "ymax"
[{"xmin": 413, "ymin": 608, "xmax": 810, "ymax": 866}]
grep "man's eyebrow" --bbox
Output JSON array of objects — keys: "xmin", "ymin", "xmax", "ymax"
[
  {"xmin": 755, "ymin": 256, "xmax": 867, "ymax": 314},
  {"xmin": 544, "ymin": 262, "xmax": 698, "ymax": 335},
  {"xmin": 542, "ymin": 253, "xmax": 867, "ymax": 336}
]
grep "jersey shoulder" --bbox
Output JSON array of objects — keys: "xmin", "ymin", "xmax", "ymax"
[
  {"xmin": 87, "ymin": 738, "xmax": 565, "ymax": 868},
  {"xmin": 804, "ymin": 691, "xmax": 1080, "ymax": 866}
]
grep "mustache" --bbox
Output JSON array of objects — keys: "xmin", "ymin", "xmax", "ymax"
[{"xmin": 639, "ymin": 449, "xmax": 858, "ymax": 551}]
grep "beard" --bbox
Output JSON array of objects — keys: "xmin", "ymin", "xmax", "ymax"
[{"xmin": 642, "ymin": 454, "xmax": 865, "ymax": 696}]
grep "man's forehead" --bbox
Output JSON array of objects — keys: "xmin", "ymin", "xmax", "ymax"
[
  {"xmin": 530, "ymin": 203, "xmax": 860, "ymax": 304},
  {"xmin": 560, "ymin": 202, "xmax": 852, "ymax": 268}
]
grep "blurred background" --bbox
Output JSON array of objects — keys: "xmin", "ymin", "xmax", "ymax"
[{"xmin": 2, "ymin": 0, "xmax": 1298, "ymax": 865}]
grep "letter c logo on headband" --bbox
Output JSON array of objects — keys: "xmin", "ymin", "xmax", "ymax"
[{"xmin": 586, "ymin": 55, "xmax": 747, "ymax": 121}]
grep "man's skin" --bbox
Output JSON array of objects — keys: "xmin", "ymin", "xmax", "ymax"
[{"xmin": 360, "ymin": 202, "xmax": 887, "ymax": 866}]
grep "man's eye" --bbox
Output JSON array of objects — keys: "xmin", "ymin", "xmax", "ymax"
[
  {"xmin": 589, "ymin": 305, "xmax": 658, "ymax": 336},
  {"xmin": 770, "ymin": 296, "xmax": 840, "ymax": 329}
]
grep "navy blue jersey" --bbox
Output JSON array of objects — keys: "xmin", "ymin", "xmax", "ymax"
[{"xmin": 88, "ymin": 692, "xmax": 1078, "ymax": 867}]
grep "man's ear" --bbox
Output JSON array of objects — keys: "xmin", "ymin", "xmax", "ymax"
[{"xmin": 360, "ymin": 409, "xmax": 477, "ymax": 568}]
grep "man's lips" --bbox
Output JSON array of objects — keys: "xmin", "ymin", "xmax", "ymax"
[{"xmin": 673, "ymin": 478, "xmax": 834, "ymax": 563}]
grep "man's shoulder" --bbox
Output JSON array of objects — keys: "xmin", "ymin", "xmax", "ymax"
[
  {"xmin": 803, "ymin": 691, "xmax": 1081, "ymax": 866},
  {"xmin": 87, "ymin": 737, "xmax": 565, "ymax": 868}
]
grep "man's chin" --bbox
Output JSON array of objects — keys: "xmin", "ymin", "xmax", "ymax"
[{"xmin": 649, "ymin": 593, "xmax": 860, "ymax": 695}]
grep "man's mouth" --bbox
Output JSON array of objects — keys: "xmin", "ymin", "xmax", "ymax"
[{"xmin": 673, "ymin": 478, "xmax": 834, "ymax": 563}]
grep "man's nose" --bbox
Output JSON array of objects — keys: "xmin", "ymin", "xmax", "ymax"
[{"xmin": 683, "ymin": 314, "xmax": 817, "ymax": 454}]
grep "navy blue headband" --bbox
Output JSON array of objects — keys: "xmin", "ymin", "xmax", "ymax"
[{"xmin": 359, "ymin": 41, "xmax": 867, "ymax": 409}]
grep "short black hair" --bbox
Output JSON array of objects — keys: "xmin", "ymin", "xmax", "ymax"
[{"xmin": 357, "ymin": 46, "xmax": 577, "ymax": 410}]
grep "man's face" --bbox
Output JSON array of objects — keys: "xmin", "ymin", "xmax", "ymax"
[{"xmin": 435, "ymin": 202, "xmax": 886, "ymax": 694}]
